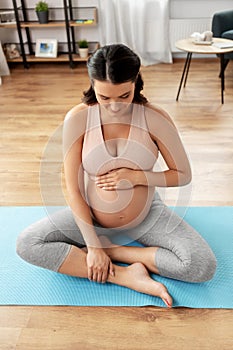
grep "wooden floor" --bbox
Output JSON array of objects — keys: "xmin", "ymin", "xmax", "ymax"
[{"xmin": 0, "ymin": 58, "xmax": 232, "ymax": 349}]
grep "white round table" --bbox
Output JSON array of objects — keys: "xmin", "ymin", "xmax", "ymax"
[{"xmin": 175, "ymin": 38, "xmax": 233, "ymax": 104}]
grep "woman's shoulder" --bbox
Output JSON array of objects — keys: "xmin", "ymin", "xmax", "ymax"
[
  {"xmin": 64, "ymin": 103, "xmax": 89, "ymax": 122},
  {"xmin": 63, "ymin": 102, "xmax": 97, "ymax": 134},
  {"xmin": 63, "ymin": 103, "xmax": 92, "ymax": 144},
  {"xmin": 144, "ymin": 102, "xmax": 176, "ymax": 127}
]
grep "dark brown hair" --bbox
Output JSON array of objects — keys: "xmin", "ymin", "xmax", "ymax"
[{"xmin": 82, "ymin": 44, "xmax": 148, "ymax": 105}]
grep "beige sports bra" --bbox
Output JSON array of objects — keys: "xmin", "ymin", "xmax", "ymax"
[{"xmin": 82, "ymin": 104, "xmax": 158, "ymax": 178}]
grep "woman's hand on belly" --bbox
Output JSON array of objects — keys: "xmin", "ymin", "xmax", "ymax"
[{"xmin": 95, "ymin": 168, "xmax": 140, "ymax": 190}]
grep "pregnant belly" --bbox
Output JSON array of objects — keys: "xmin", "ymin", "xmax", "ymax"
[{"xmin": 86, "ymin": 180, "xmax": 155, "ymax": 229}]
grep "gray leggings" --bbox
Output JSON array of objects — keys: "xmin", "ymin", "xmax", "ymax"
[{"xmin": 16, "ymin": 193, "xmax": 217, "ymax": 283}]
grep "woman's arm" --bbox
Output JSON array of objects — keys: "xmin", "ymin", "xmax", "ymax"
[
  {"xmin": 95, "ymin": 105, "xmax": 191, "ymax": 190},
  {"xmin": 63, "ymin": 105, "xmax": 114, "ymax": 282},
  {"xmin": 63, "ymin": 104, "xmax": 100, "ymax": 247},
  {"xmin": 145, "ymin": 104, "xmax": 192, "ymax": 187},
  {"xmin": 64, "ymin": 139, "xmax": 102, "ymax": 248}
]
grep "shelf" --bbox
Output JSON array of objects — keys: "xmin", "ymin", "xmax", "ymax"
[
  {"xmin": 19, "ymin": 20, "xmax": 97, "ymax": 28},
  {"xmin": 0, "ymin": 23, "xmax": 16, "ymax": 28},
  {"xmin": 7, "ymin": 54, "xmax": 90, "ymax": 63},
  {"xmin": 72, "ymin": 54, "xmax": 91, "ymax": 62},
  {"xmin": 20, "ymin": 21, "xmax": 66, "ymax": 28}
]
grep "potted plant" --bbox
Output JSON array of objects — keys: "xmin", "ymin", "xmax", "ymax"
[
  {"xmin": 35, "ymin": 1, "xmax": 49, "ymax": 24},
  {"xmin": 78, "ymin": 39, "xmax": 89, "ymax": 58}
]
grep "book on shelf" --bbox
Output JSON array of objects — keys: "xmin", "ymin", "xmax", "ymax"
[
  {"xmin": 213, "ymin": 41, "xmax": 233, "ymax": 49},
  {"xmin": 75, "ymin": 19, "xmax": 94, "ymax": 24}
]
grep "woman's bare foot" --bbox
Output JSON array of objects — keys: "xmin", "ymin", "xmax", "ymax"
[
  {"xmin": 123, "ymin": 262, "xmax": 173, "ymax": 308},
  {"xmin": 88, "ymin": 236, "xmax": 173, "ymax": 307}
]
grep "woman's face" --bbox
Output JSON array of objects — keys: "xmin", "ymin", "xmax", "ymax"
[{"xmin": 93, "ymin": 80, "xmax": 135, "ymax": 115}]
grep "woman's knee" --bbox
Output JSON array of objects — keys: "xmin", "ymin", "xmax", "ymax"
[
  {"xmin": 16, "ymin": 226, "xmax": 39, "ymax": 263},
  {"xmin": 179, "ymin": 250, "xmax": 217, "ymax": 283},
  {"xmin": 192, "ymin": 252, "xmax": 217, "ymax": 283},
  {"xmin": 16, "ymin": 230, "xmax": 29, "ymax": 260},
  {"xmin": 171, "ymin": 233, "xmax": 217, "ymax": 283},
  {"xmin": 158, "ymin": 248, "xmax": 217, "ymax": 283},
  {"xmin": 16, "ymin": 215, "xmax": 54, "ymax": 261}
]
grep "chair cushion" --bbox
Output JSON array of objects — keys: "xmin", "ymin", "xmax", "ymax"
[
  {"xmin": 222, "ymin": 30, "xmax": 233, "ymax": 40},
  {"xmin": 221, "ymin": 30, "xmax": 233, "ymax": 59}
]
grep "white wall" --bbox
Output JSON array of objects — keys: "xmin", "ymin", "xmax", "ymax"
[
  {"xmin": 170, "ymin": 0, "xmax": 233, "ymax": 18},
  {"xmin": 1, "ymin": 0, "xmax": 233, "ymax": 54}
]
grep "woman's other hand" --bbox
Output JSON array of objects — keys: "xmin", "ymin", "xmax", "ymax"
[
  {"xmin": 86, "ymin": 247, "xmax": 114, "ymax": 283},
  {"xmin": 95, "ymin": 168, "xmax": 139, "ymax": 190}
]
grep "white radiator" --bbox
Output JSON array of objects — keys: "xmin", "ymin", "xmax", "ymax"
[{"xmin": 169, "ymin": 18, "xmax": 212, "ymax": 52}]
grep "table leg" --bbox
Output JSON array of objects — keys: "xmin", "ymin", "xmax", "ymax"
[
  {"xmin": 184, "ymin": 52, "xmax": 192, "ymax": 87},
  {"xmin": 176, "ymin": 52, "xmax": 192, "ymax": 101},
  {"xmin": 220, "ymin": 54, "xmax": 225, "ymax": 104}
]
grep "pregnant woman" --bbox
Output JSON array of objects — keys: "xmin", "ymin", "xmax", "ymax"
[{"xmin": 16, "ymin": 44, "xmax": 216, "ymax": 307}]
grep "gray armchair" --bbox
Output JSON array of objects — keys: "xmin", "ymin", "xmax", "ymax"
[{"xmin": 212, "ymin": 9, "xmax": 233, "ymax": 73}]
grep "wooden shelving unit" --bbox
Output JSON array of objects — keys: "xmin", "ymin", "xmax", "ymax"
[{"xmin": 3, "ymin": 0, "xmax": 98, "ymax": 68}]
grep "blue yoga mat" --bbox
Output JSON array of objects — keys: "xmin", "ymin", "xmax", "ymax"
[{"xmin": 0, "ymin": 206, "xmax": 232, "ymax": 308}]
